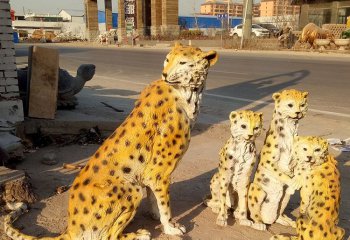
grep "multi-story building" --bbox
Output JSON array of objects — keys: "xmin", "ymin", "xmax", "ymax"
[
  {"xmin": 260, "ymin": 0, "xmax": 300, "ymax": 17},
  {"xmin": 200, "ymin": 0, "xmax": 260, "ymax": 18}
]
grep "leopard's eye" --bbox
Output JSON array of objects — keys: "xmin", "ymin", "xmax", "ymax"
[
  {"xmin": 315, "ymin": 148, "xmax": 321, "ymax": 152},
  {"xmin": 303, "ymin": 147, "xmax": 307, "ymax": 151},
  {"xmin": 288, "ymin": 103, "xmax": 293, "ymax": 108},
  {"xmin": 241, "ymin": 124, "xmax": 247, "ymax": 129},
  {"xmin": 301, "ymin": 103, "xmax": 306, "ymax": 107},
  {"xmin": 179, "ymin": 61, "xmax": 186, "ymax": 65},
  {"xmin": 165, "ymin": 58, "xmax": 169, "ymax": 62}
]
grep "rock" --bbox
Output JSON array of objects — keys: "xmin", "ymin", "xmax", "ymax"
[{"xmin": 41, "ymin": 150, "xmax": 58, "ymax": 165}]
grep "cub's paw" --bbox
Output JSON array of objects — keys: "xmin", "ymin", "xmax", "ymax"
[
  {"xmin": 204, "ymin": 198, "xmax": 220, "ymax": 214},
  {"xmin": 251, "ymin": 222, "xmax": 267, "ymax": 231},
  {"xmin": 238, "ymin": 219, "xmax": 253, "ymax": 227},
  {"xmin": 276, "ymin": 215, "xmax": 296, "ymax": 228},
  {"xmin": 163, "ymin": 222, "xmax": 186, "ymax": 236},
  {"xmin": 136, "ymin": 229, "xmax": 151, "ymax": 240},
  {"xmin": 216, "ymin": 215, "xmax": 228, "ymax": 227}
]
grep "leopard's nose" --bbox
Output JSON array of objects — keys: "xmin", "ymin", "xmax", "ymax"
[
  {"xmin": 162, "ymin": 73, "xmax": 168, "ymax": 79},
  {"xmin": 307, "ymin": 156, "xmax": 312, "ymax": 161}
]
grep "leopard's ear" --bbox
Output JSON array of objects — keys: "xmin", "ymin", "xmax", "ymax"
[
  {"xmin": 202, "ymin": 50, "xmax": 218, "ymax": 66},
  {"xmin": 229, "ymin": 111, "xmax": 238, "ymax": 121},
  {"xmin": 174, "ymin": 42, "xmax": 183, "ymax": 48},
  {"xmin": 272, "ymin": 92, "xmax": 281, "ymax": 101},
  {"xmin": 302, "ymin": 91, "xmax": 309, "ymax": 98}
]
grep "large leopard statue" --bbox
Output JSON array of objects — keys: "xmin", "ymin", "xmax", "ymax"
[
  {"xmin": 247, "ymin": 89, "xmax": 309, "ymax": 231},
  {"xmin": 299, "ymin": 23, "xmax": 334, "ymax": 48},
  {"xmin": 4, "ymin": 43, "xmax": 218, "ymax": 240},
  {"xmin": 271, "ymin": 136, "xmax": 345, "ymax": 240},
  {"xmin": 204, "ymin": 110, "xmax": 263, "ymax": 227}
]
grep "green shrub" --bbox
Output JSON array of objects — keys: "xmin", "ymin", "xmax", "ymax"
[{"xmin": 341, "ymin": 29, "xmax": 350, "ymax": 39}]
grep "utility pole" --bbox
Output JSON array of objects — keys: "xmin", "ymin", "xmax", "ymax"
[
  {"xmin": 241, "ymin": 0, "xmax": 253, "ymax": 48},
  {"xmin": 227, "ymin": 0, "xmax": 230, "ymax": 29}
]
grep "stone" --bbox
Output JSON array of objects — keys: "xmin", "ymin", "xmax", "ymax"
[{"xmin": 41, "ymin": 150, "xmax": 58, "ymax": 165}]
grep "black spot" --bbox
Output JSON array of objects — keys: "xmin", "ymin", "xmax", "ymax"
[
  {"xmin": 138, "ymin": 154, "xmax": 145, "ymax": 163},
  {"xmin": 110, "ymin": 170, "xmax": 115, "ymax": 176},
  {"xmin": 123, "ymin": 167, "xmax": 131, "ymax": 174},
  {"xmin": 95, "ymin": 151, "xmax": 100, "ymax": 158},
  {"xmin": 91, "ymin": 196, "xmax": 97, "ymax": 205},
  {"xmin": 106, "ymin": 207, "xmax": 112, "ymax": 215},
  {"xmin": 79, "ymin": 193, "xmax": 86, "ymax": 202},
  {"xmin": 95, "ymin": 213, "xmax": 102, "ymax": 220},
  {"xmin": 73, "ymin": 183, "xmax": 80, "ymax": 190},
  {"xmin": 83, "ymin": 207, "xmax": 89, "ymax": 214},
  {"xmin": 83, "ymin": 178, "xmax": 91, "ymax": 186},
  {"xmin": 93, "ymin": 165, "xmax": 99, "ymax": 173}
]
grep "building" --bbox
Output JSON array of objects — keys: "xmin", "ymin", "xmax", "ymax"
[
  {"xmin": 295, "ymin": 0, "xmax": 350, "ymax": 28},
  {"xmin": 260, "ymin": 0, "xmax": 300, "ymax": 17},
  {"xmin": 59, "ymin": 9, "xmax": 85, "ymax": 23},
  {"xmin": 24, "ymin": 13, "xmax": 64, "ymax": 22},
  {"xmin": 200, "ymin": 0, "xmax": 260, "ymax": 17}
]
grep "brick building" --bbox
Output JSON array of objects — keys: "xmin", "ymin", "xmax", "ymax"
[
  {"xmin": 200, "ymin": 0, "xmax": 261, "ymax": 17},
  {"xmin": 260, "ymin": 0, "xmax": 300, "ymax": 17}
]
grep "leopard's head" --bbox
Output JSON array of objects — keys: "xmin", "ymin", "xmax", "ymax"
[
  {"xmin": 272, "ymin": 89, "xmax": 308, "ymax": 120},
  {"xmin": 162, "ymin": 42, "xmax": 218, "ymax": 89},
  {"xmin": 293, "ymin": 136, "xmax": 329, "ymax": 166},
  {"xmin": 229, "ymin": 110, "xmax": 263, "ymax": 141},
  {"xmin": 162, "ymin": 43, "xmax": 218, "ymax": 122}
]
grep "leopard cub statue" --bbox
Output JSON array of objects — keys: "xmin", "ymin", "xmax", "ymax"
[
  {"xmin": 248, "ymin": 89, "xmax": 309, "ymax": 231},
  {"xmin": 271, "ymin": 136, "xmax": 345, "ymax": 240},
  {"xmin": 204, "ymin": 110, "xmax": 263, "ymax": 227},
  {"xmin": 4, "ymin": 43, "xmax": 218, "ymax": 240}
]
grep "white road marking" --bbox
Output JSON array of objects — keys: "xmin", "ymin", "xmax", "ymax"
[{"xmin": 86, "ymin": 74, "xmax": 350, "ymax": 119}]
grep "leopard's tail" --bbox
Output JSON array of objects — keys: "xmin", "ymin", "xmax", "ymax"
[
  {"xmin": 269, "ymin": 235, "xmax": 297, "ymax": 240},
  {"xmin": 4, "ymin": 202, "xmax": 71, "ymax": 240}
]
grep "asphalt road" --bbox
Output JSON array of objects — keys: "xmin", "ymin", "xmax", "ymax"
[{"xmin": 15, "ymin": 43, "xmax": 350, "ymax": 137}]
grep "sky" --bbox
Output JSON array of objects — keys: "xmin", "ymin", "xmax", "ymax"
[{"xmin": 9, "ymin": 0, "xmax": 204, "ymax": 16}]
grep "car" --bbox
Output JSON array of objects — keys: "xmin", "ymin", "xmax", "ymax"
[
  {"xmin": 229, "ymin": 24, "xmax": 270, "ymax": 39},
  {"xmin": 256, "ymin": 23, "xmax": 280, "ymax": 37}
]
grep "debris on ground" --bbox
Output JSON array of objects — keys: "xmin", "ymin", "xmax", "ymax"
[
  {"xmin": 62, "ymin": 163, "xmax": 84, "ymax": 170},
  {"xmin": 328, "ymin": 138, "xmax": 350, "ymax": 152},
  {"xmin": 55, "ymin": 185, "xmax": 71, "ymax": 194},
  {"xmin": 0, "ymin": 171, "xmax": 37, "ymax": 205}
]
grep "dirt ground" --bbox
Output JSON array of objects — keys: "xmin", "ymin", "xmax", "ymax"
[{"xmin": 0, "ymin": 120, "xmax": 349, "ymax": 240}]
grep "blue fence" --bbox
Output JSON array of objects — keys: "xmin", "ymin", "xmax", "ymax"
[
  {"xmin": 98, "ymin": 11, "xmax": 118, "ymax": 28},
  {"xmin": 98, "ymin": 12, "xmax": 242, "ymax": 29}
]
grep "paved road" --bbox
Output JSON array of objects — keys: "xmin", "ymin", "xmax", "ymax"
[{"xmin": 15, "ymin": 44, "xmax": 350, "ymax": 137}]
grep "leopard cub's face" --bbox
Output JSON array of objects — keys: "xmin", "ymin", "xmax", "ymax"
[
  {"xmin": 229, "ymin": 110, "xmax": 263, "ymax": 141},
  {"xmin": 293, "ymin": 136, "xmax": 329, "ymax": 166},
  {"xmin": 162, "ymin": 42, "xmax": 218, "ymax": 89},
  {"xmin": 272, "ymin": 89, "xmax": 308, "ymax": 120}
]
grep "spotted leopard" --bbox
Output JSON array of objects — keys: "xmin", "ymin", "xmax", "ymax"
[
  {"xmin": 271, "ymin": 136, "xmax": 345, "ymax": 240},
  {"xmin": 4, "ymin": 43, "xmax": 218, "ymax": 240},
  {"xmin": 247, "ymin": 89, "xmax": 308, "ymax": 231},
  {"xmin": 205, "ymin": 110, "xmax": 263, "ymax": 227}
]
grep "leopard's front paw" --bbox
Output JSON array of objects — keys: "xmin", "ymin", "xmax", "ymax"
[
  {"xmin": 251, "ymin": 222, "xmax": 267, "ymax": 231},
  {"xmin": 163, "ymin": 222, "xmax": 186, "ymax": 236},
  {"xmin": 136, "ymin": 229, "xmax": 151, "ymax": 240},
  {"xmin": 216, "ymin": 214, "xmax": 228, "ymax": 227},
  {"xmin": 238, "ymin": 218, "xmax": 253, "ymax": 227},
  {"xmin": 288, "ymin": 178, "xmax": 302, "ymax": 191},
  {"xmin": 276, "ymin": 214, "xmax": 296, "ymax": 228}
]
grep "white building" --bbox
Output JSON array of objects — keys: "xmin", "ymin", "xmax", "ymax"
[{"xmin": 58, "ymin": 9, "xmax": 85, "ymax": 23}]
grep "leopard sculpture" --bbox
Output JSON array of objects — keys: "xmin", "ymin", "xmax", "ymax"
[
  {"xmin": 247, "ymin": 89, "xmax": 309, "ymax": 231},
  {"xmin": 299, "ymin": 23, "xmax": 335, "ymax": 48},
  {"xmin": 204, "ymin": 110, "xmax": 263, "ymax": 227},
  {"xmin": 4, "ymin": 43, "xmax": 218, "ymax": 240},
  {"xmin": 271, "ymin": 136, "xmax": 345, "ymax": 240}
]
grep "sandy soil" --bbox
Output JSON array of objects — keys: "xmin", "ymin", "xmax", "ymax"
[{"xmin": 0, "ymin": 120, "xmax": 349, "ymax": 240}]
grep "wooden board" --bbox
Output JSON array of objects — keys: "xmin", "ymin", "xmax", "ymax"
[
  {"xmin": 0, "ymin": 166, "xmax": 25, "ymax": 185},
  {"xmin": 28, "ymin": 46, "xmax": 59, "ymax": 119}
]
